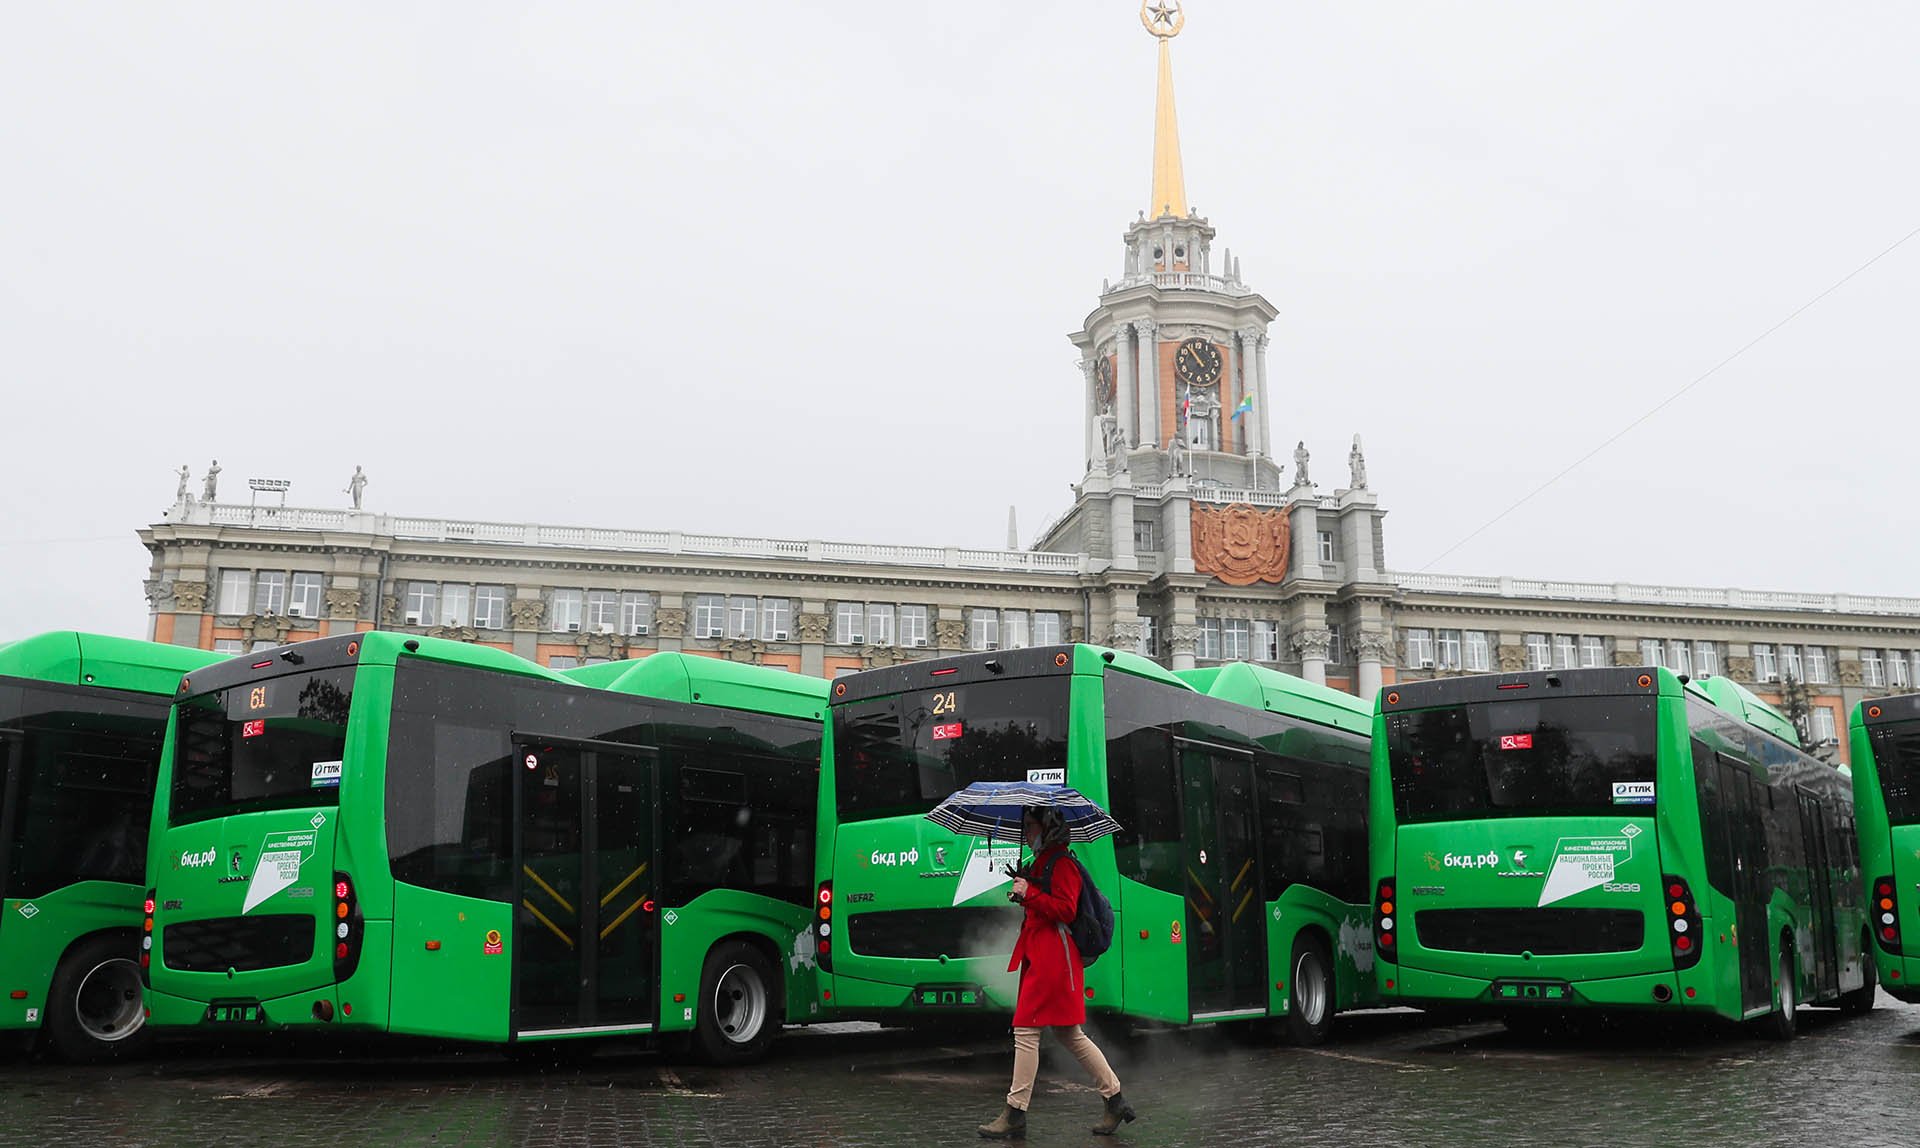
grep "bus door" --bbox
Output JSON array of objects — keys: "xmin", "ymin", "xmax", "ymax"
[
  {"xmin": 513, "ymin": 738, "xmax": 660, "ymax": 1038},
  {"xmin": 1798, "ymin": 792, "xmax": 1838, "ymax": 999},
  {"xmin": 1718, "ymin": 757, "xmax": 1771, "ymax": 1014},
  {"xmin": 0, "ymin": 730, "xmax": 20, "ymax": 923},
  {"xmin": 1177, "ymin": 737, "xmax": 1265, "ymax": 1019}
]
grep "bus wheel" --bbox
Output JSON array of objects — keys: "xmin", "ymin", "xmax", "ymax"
[
  {"xmin": 1758, "ymin": 950, "xmax": 1797, "ymax": 1041},
  {"xmin": 1283, "ymin": 934, "xmax": 1335, "ymax": 1046},
  {"xmin": 1841, "ymin": 941, "xmax": 1878, "ymax": 1016},
  {"xmin": 45, "ymin": 934, "xmax": 151, "ymax": 1064},
  {"xmin": 693, "ymin": 941, "xmax": 778, "ymax": 1065}
]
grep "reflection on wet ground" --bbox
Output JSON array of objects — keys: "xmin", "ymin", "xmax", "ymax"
[{"xmin": 5, "ymin": 997, "xmax": 1918, "ymax": 1147}]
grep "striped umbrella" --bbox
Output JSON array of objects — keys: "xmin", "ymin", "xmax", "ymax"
[{"xmin": 925, "ymin": 781, "xmax": 1123, "ymax": 844}]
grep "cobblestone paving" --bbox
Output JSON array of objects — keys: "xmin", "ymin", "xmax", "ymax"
[{"xmin": 5, "ymin": 999, "xmax": 1918, "ymax": 1147}]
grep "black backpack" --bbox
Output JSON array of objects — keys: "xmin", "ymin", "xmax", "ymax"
[{"xmin": 1036, "ymin": 851, "xmax": 1117, "ymax": 966}]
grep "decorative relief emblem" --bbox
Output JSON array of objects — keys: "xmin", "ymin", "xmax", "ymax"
[
  {"xmin": 428, "ymin": 624, "xmax": 479, "ymax": 644},
  {"xmin": 793, "ymin": 612, "xmax": 830, "ymax": 644},
  {"xmin": 1190, "ymin": 504, "xmax": 1289, "ymax": 586},
  {"xmin": 171, "ymin": 580, "xmax": 209, "ymax": 613},
  {"xmin": 507, "ymin": 598, "xmax": 545, "ymax": 631},
  {"xmin": 934, "ymin": 619, "xmax": 969, "ymax": 650},
  {"xmin": 1496, "ymin": 644, "xmax": 1527, "ymax": 672},
  {"xmin": 325, "ymin": 587, "xmax": 362, "ymax": 621},
  {"xmin": 654, "ymin": 608, "xmax": 688, "ymax": 639}
]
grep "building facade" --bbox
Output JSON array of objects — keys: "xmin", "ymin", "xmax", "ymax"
[{"xmin": 135, "ymin": 14, "xmax": 1920, "ymax": 764}]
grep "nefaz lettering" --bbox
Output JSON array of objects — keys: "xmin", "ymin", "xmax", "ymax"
[{"xmin": 178, "ymin": 847, "xmax": 217, "ymax": 869}]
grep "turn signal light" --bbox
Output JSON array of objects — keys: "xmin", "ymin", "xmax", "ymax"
[
  {"xmin": 141, "ymin": 888, "xmax": 157, "ymax": 987},
  {"xmin": 1664, "ymin": 874, "xmax": 1703, "ymax": 971},
  {"xmin": 1873, "ymin": 877, "xmax": 1901, "ymax": 954},
  {"xmin": 1374, "ymin": 879, "xmax": 1397, "ymax": 965},
  {"xmin": 816, "ymin": 881, "xmax": 835, "ymax": 973},
  {"xmin": 333, "ymin": 871, "xmax": 364, "ymax": 983}
]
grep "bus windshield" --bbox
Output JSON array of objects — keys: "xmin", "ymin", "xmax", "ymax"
[
  {"xmin": 1870, "ymin": 719, "xmax": 1920, "ymax": 826},
  {"xmin": 1387, "ymin": 695, "xmax": 1657, "ymax": 823},
  {"xmin": 169, "ymin": 668, "xmax": 354, "ymax": 825},
  {"xmin": 833, "ymin": 676, "xmax": 1069, "ymax": 822}
]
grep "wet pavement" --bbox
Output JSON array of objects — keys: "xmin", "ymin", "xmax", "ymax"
[{"xmin": 5, "ymin": 997, "xmax": 1918, "ymax": 1147}]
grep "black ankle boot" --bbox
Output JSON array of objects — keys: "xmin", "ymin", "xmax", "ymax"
[
  {"xmin": 1091, "ymin": 1091, "xmax": 1136, "ymax": 1135},
  {"xmin": 979, "ymin": 1105, "xmax": 1027, "ymax": 1140}
]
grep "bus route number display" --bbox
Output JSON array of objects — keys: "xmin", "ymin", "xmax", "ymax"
[{"xmin": 930, "ymin": 689, "xmax": 963, "ymax": 740}]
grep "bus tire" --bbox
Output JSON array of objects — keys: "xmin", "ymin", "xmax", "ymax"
[
  {"xmin": 692, "ymin": 941, "xmax": 779, "ymax": 1065},
  {"xmin": 44, "ymin": 933, "xmax": 151, "ymax": 1064},
  {"xmin": 1841, "ymin": 938, "xmax": 1877, "ymax": 1016},
  {"xmin": 1757, "ymin": 948, "xmax": 1797, "ymax": 1041},
  {"xmin": 1282, "ymin": 933, "xmax": 1335, "ymax": 1046}
]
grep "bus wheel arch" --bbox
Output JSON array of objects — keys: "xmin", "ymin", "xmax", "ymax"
[
  {"xmin": 44, "ymin": 928, "xmax": 152, "ymax": 1064},
  {"xmin": 1757, "ymin": 934, "xmax": 1798, "ymax": 1041},
  {"xmin": 690, "ymin": 934, "xmax": 783, "ymax": 1065},
  {"xmin": 1282, "ymin": 927, "xmax": 1336, "ymax": 1046}
]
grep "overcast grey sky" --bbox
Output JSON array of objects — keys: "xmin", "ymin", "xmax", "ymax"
[{"xmin": 3, "ymin": 1, "xmax": 1915, "ymax": 640}]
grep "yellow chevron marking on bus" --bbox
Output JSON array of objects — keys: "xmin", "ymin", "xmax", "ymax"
[
  {"xmin": 600, "ymin": 862, "xmax": 649, "ymax": 908},
  {"xmin": 600, "ymin": 895, "xmax": 649, "ymax": 940},
  {"xmin": 522, "ymin": 865, "xmax": 576, "ymax": 915},
  {"xmin": 522, "ymin": 900, "xmax": 574, "ymax": 949}
]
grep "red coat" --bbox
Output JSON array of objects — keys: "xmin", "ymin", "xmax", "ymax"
[{"xmin": 1008, "ymin": 844, "xmax": 1086, "ymax": 1027}]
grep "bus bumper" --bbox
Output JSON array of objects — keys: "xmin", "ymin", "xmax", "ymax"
[
  {"xmin": 146, "ymin": 983, "xmax": 373, "ymax": 1031},
  {"xmin": 1390, "ymin": 964, "xmax": 1692, "ymax": 1011}
]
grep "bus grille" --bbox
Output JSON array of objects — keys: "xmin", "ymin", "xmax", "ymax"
[
  {"xmin": 1414, "ymin": 908, "xmax": 1644, "ymax": 956},
  {"xmin": 846, "ymin": 908, "xmax": 1022, "ymax": 960},
  {"xmin": 162, "ymin": 915, "xmax": 317, "ymax": 973}
]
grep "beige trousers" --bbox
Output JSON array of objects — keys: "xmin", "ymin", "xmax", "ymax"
[{"xmin": 1005, "ymin": 1025, "xmax": 1122, "ymax": 1111}]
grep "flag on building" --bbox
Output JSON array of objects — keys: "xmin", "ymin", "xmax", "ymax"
[{"xmin": 1231, "ymin": 394, "xmax": 1254, "ymax": 421}]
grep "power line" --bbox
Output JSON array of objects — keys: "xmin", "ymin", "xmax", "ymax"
[{"xmin": 1419, "ymin": 222, "xmax": 1920, "ymax": 572}]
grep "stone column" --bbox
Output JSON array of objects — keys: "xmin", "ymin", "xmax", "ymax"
[
  {"xmin": 1239, "ymin": 329, "xmax": 1264, "ymax": 457},
  {"xmin": 1115, "ymin": 325, "xmax": 1137, "ymax": 452},
  {"xmin": 1354, "ymin": 630, "xmax": 1392, "ymax": 702},
  {"xmin": 1292, "ymin": 627, "xmax": 1333, "ymax": 687},
  {"xmin": 1137, "ymin": 320, "xmax": 1160, "ymax": 451},
  {"xmin": 1079, "ymin": 358, "xmax": 1098, "ymax": 472},
  {"xmin": 1109, "ymin": 487, "xmax": 1137, "ymax": 571},
  {"xmin": 1253, "ymin": 332, "xmax": 1272, "ymax": 459},
  {"xmin": 1168, "ymin": 588, "xmax": 1199, "ymax": 671},
  {"xmin": 798, "ymin": 598, "xmax": 827, "ymax": 676}
]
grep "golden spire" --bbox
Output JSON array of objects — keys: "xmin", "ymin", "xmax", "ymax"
[{"xmin": 1142, "ymin": 2, "xmax": 1188, "ymax": 219}]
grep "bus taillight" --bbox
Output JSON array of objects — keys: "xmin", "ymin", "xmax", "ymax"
[
  {"xmin": 1374, "ymin": 879, "xmax": 1396, "ymax": 965},
  {"xmin": 333, "ymin": 872, "xmax": 364, "ymax": 984},
  {"xmin": 140, "ymin": 888, "xmax": 156, "ymax": 986},
  {"xmin": 816, "ymin": 881, "xmax": 834, "ymax": 973},
  {"xmin": 1664, "ymin": 874, "xmax": 1703, "ymax": 971},
  {"xmin": 1873, "ymin": 876, "xmax": 1900, "ymax": 954}
]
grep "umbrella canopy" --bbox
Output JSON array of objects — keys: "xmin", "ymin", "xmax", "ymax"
[{"xmin": 925, "ymin": 781, "xmax": 1122, "ymax": 844}]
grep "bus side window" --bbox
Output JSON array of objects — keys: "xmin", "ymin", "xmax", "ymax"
[{"xmin": 1691, "ymin": 739, "xmax": 1734, "ymax": 899}]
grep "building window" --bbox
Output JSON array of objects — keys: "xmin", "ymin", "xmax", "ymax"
[
  {"xmin": 1033, "ymin": 612, "xmax": 1063, "ymax": 646},
  {"xmin": 1253, "ymin": 620, "xmax": 1280, "ymax": 663},
  {"xmin": 1318, "ymin": 531, "xmax": 1335, "ymax": 563},
  {"xmin": 1579, "ymin": 635, "xmax": 1606, "ymax": 669},
  {"xmin": 475, "ymin": 586, "xmax": 507, "ymax": 630},
  {"xmin": 1864, "ymin": 649, "xmax": 1886, "ymax": 688},
  {"xmin": 1804, "ymin": 645, "xmax": 1829, "ymax": 684},
  {"xmin": 1669, "ymin": 642, "xmax": 1692, "ymax": 677},
  {"xmin": 1811, "ymin": 706, "xmax": 1837, "ymax": 746},
  {"xmin": 213, "ymin": 639, "xmax": 244, "ymax": 655},
  {"xmin": 585, "ymin": 591, "xmax": 618, "ymax": 633},
  {"xmin": 1405, "ymin": 628, "xmax": 1435, "ymax": 669},
  {"xmin": 866, "ymin": 604, "xmax": 895, "ymax": 647},
  {"xmin": 1137, "ymin": 616, "xmax": 1158, "ymax": 658},
  {"xmin": 620, "ymin": 592, "xmax": 654, "ymax": 636},
  {"xmin": 548, "ymin": 655, "xmax": 579, "ymax": 671},
  {"xmin": 1752, "ymin": 643, "xmax": 1777, "ymax": 683},
  {"xmin": 1002, "ymin": 610, "xmax": 1031, "ymax": 650},
  {"xmin": 289, "ymin": 573, "xmax": 324, "ymax": 619},
  {"xmin": 1694, "ymin": 641, "xmax": 1719, "ymax": 677},
  {"xmin": 900, "ymin": 606, "xmax": 929, "ymax": 648},
  {"xmin": 1464, "ymin": 631, "xmax": 1491, "ymax": 672},
  {"xmin": 248, "ymin": 640, "xmax": 277, "ymax": 653},
  {"xmin": 1435, "ymin": 630, "xmax": 1463, "ymax": 671},
  {"xmin": 1221, "ymin": 619, "xmax": 1250, "ymax": 661},
  {"xmin": 762, "ymin": 598, "xmax": 792, "ymax": 640},
  {"xmin": 1197, "ymin": 619, "xmax": 1222, "ymax": 661},
  {"xmin": 1638, "ymin": 638, "xmax": 1662, "ymax": 668},
  {"xmin": 1781, "ymin": 644, "xmax": 1804, "ymax": 683},
  {"xmin": 1892, "ymin": 653, "xmax": 1912, "ymax": 691},
  {"xmin": 216, "ymin": 570, "xmax": 251, "ymax": 615},
  {"xmin": 1552, "ymin": 635, "xmax": 1578, "ymax": 671},
  {"xmin": 253, "ymin": 572, "xmax": 287, "ymax": 616},
  {"xmin": 726, "ymin": 597, "xmax": 758, "ymax": 640},
  {"xmin": 1327, "ymin": 624, "xmax": 1344, "ymax": 665},
  {"xmin": 692, "ymin": 594, "xmax": 726, "ymax": 639},
  {"xmin": 440, "ymin": 584, "xmax": 472, "ymax": 627},
  {"xmin": 404, "ymin": 582, "xmax": 438, "ymax": 626},
  {"xmin": 1133, "ymin": 520, "xmax": 1156, "ymax": 552},
  {"xmin": 969, "ymin": 610, "xmax": 1000, "ymax": 651},
  {"xmin": 1525, "ymin": 633, "xmax": 1552, "ymax": 672},
  {"xmin": 550, "ymin": 589, "xmax": 584, "ymax": 632},
  {"xmin": 834, "ymin": 602, "xmax": 864, "ymax": 645}
]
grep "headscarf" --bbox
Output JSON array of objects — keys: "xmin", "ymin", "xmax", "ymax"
[{"xmin": 1025, "ymin": 807, "xmax": 1070, "ymax": 850}]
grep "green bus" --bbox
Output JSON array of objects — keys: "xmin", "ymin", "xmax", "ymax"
[
  {"xmin": 0, "ymin": 631, "xmax": 219, "ymax": 1061},
  {"xmin": 817, "ymin": 644, "xmax": 1377, "ymax": 1043},
  {"xmin": 1848, "ymin": 691, "xmax": 1920, "ymax": 1003},
  {"xmin": 1372, "ymin": 666, "xmax": 1871, "ymax": 1037},
  {"xmin": 145, "ymin": 633, "xmax": 825, "ymax": 1063}
]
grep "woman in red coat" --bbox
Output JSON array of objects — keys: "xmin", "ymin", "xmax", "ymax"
[{"xmin": 978, "ymin": 807, "xmax": 1138, "ymax": 1139}]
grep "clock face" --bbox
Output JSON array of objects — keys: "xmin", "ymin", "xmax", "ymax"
[
  {"xmin": 1175, "ymin": 338, "xmax": 1222, "ymax": 387},
  {"xmin": 1095, "ymin": 356, "xmax": 1115, "ymax": 406}
]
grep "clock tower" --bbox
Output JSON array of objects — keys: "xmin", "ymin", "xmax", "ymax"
[{"xmin": 1037, "ymin": 3, "xmax": 1394, "ymax": 681}]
